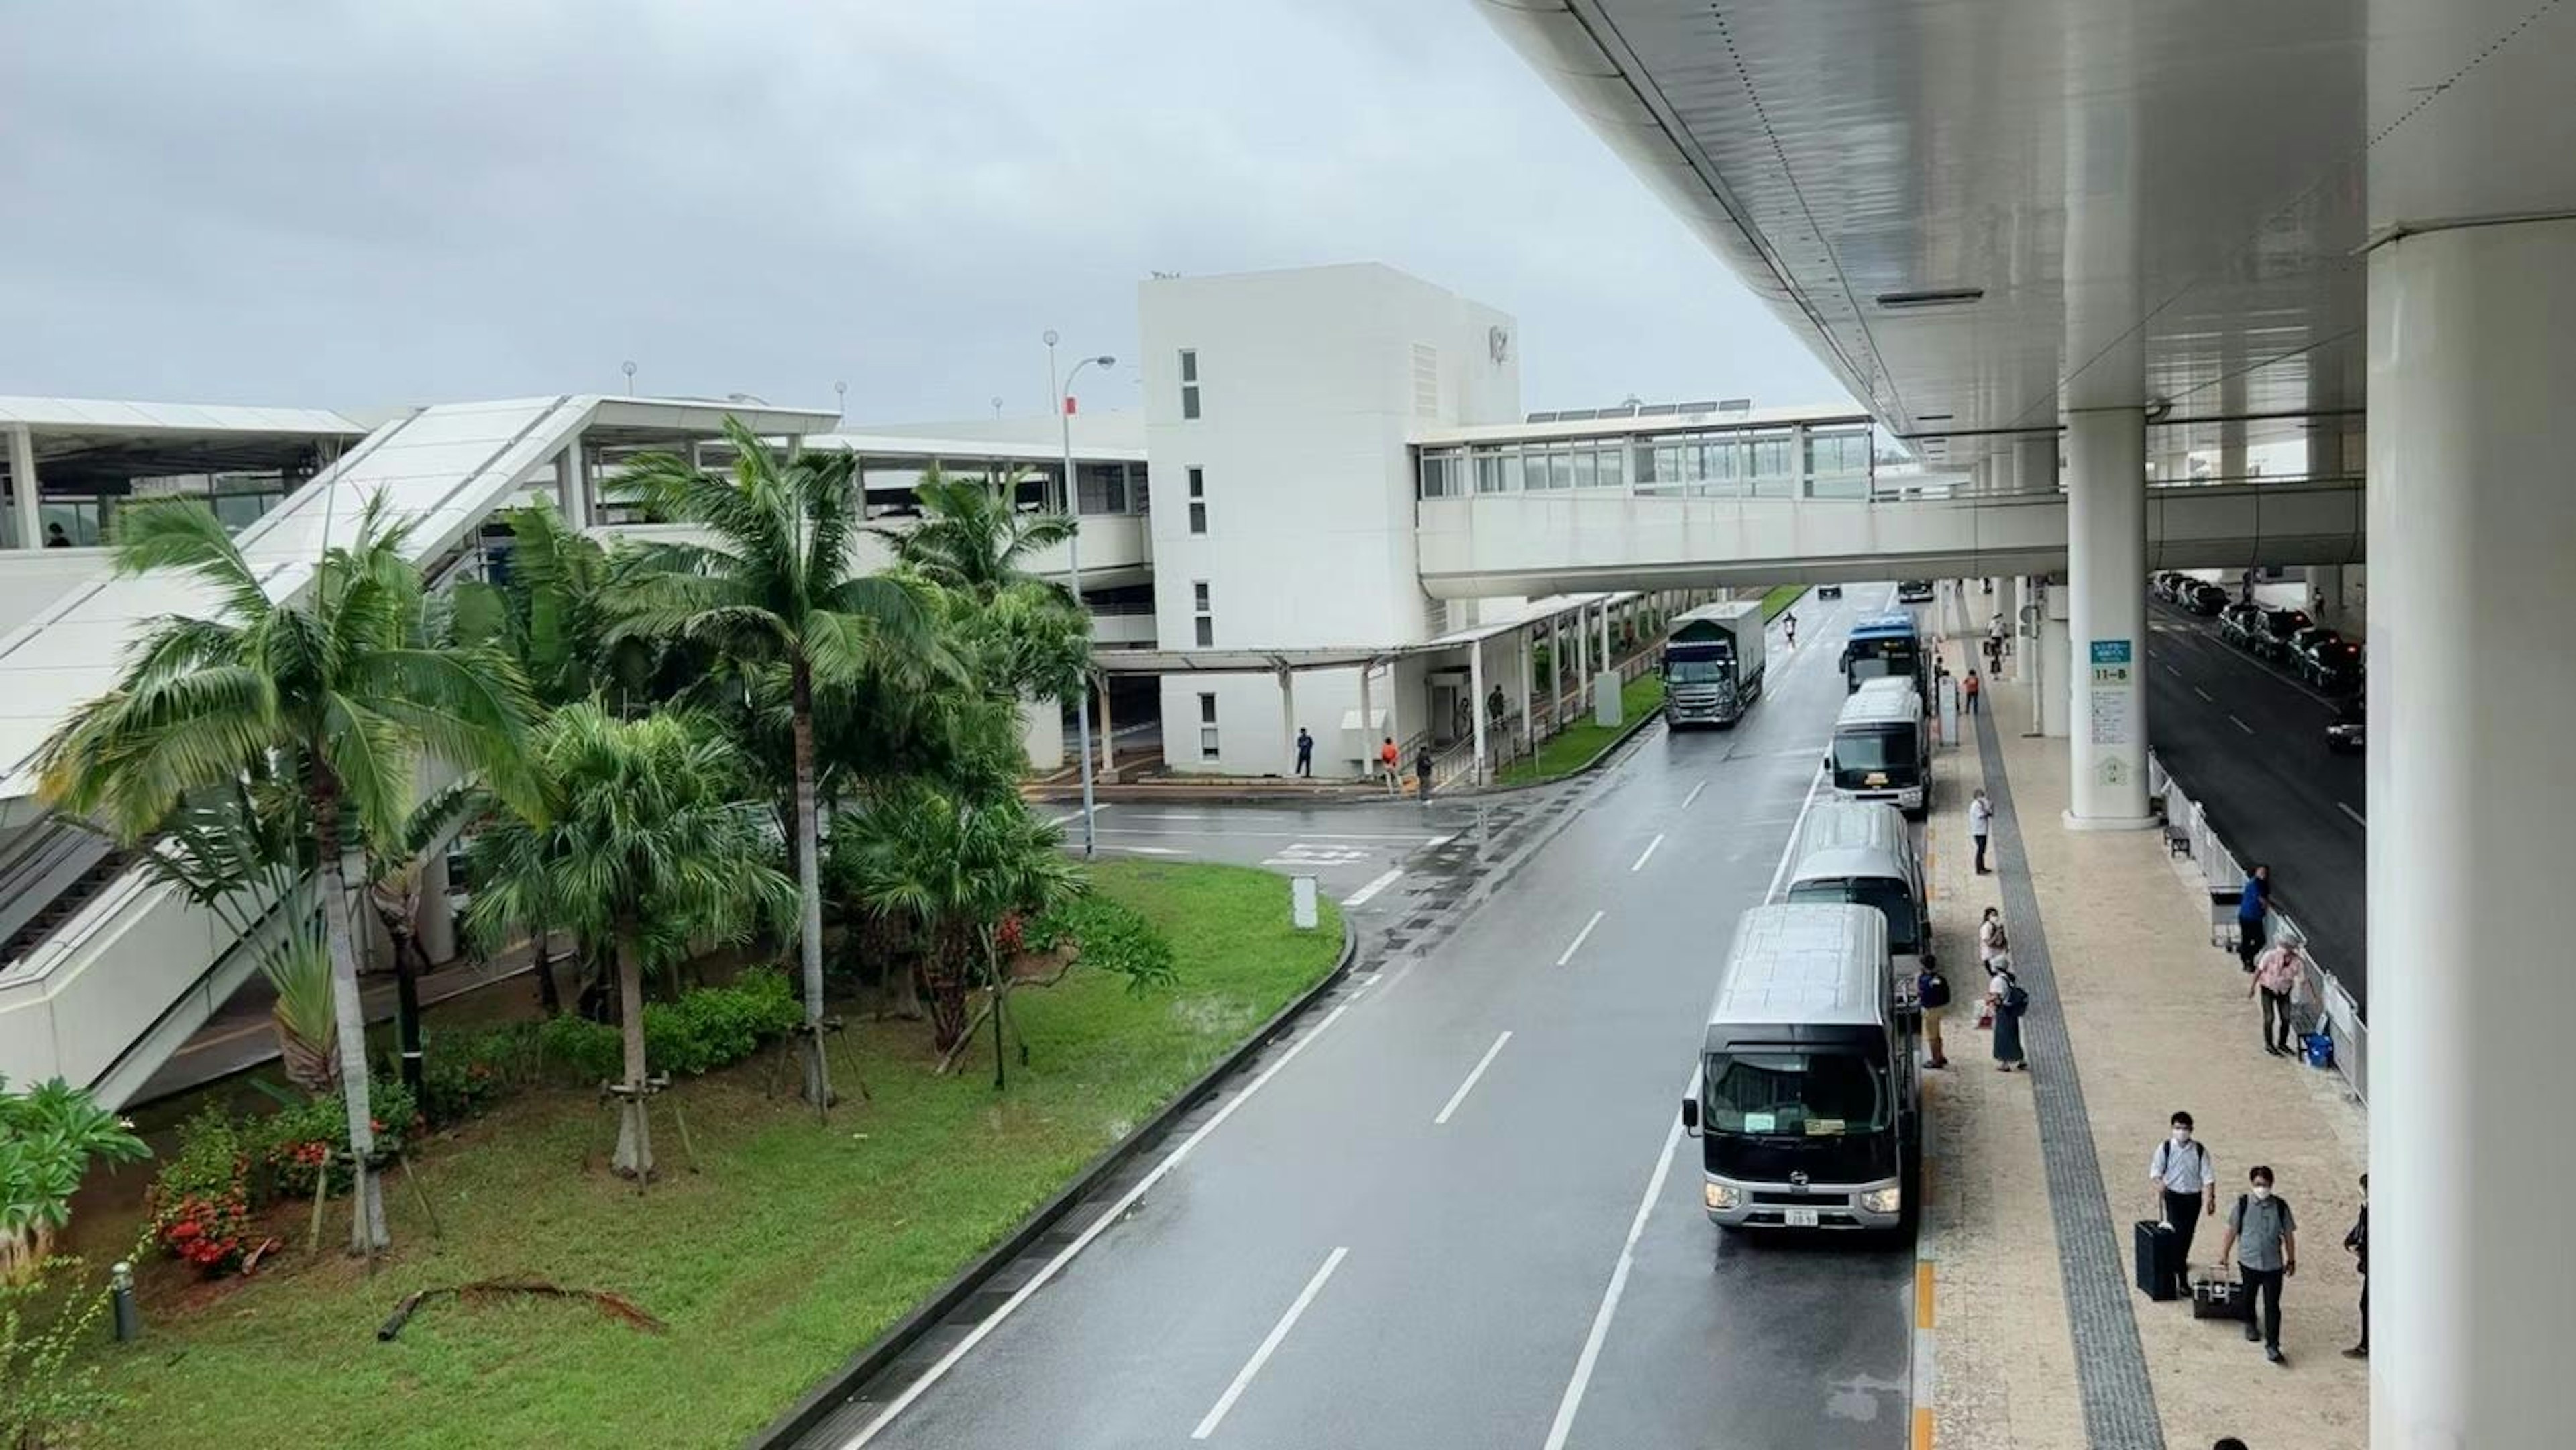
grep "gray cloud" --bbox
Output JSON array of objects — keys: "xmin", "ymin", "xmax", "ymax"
[{"xmin": 0, "ymin": 0, "xmax": 1845, "ymax": 421}]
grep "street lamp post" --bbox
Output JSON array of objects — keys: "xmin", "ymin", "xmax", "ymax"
[{"xmin": 1045, "ymin": 330, "xmax": 1116, "ymax": 859}]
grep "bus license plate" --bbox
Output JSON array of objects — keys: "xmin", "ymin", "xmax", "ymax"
[{"xmin": 1785, "ymin": 1207, "xmax": 1820, "ymax": 1228}]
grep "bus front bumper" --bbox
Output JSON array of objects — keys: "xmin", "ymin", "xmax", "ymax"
[
  {"xmin": 1831, "ymin": 784, "xmax": 1925, "ymax": 812},
  {"xmin": 1701, "ymin": 1174, "xmax": 1904, "ymax": 1231}
]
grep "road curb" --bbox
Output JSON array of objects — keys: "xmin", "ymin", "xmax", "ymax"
[{"xmin": 747, "ymin": 909, "xmax": 1364, "ymax": 1450}]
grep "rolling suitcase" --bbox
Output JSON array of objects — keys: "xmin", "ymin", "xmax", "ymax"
[
  {"xmin": 2191, "ymin": 1274, "xmax": 2252, "ymax": 1322},
  {"xmin": 2134, "ymin": 1219, "xmax": 2180, "ymax": 1300}
]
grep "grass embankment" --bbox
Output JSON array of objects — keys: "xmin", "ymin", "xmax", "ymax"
[
  {"xmin": 1495, "ymin": 672, "xmax": 1665, "ymax": 785},
  {"xmin": 1760, "ymin": 584, "xmax": 1806, "ymax": 619},
  {"xmin": 87, "ymin": 862, "xmax": 1342, "ymax": 1450}
]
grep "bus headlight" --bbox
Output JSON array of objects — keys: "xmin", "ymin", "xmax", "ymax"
[
  {"xmin": 1859, "ymin": 1186, "xmax": 1903, "ymax": 1214},
  {"xmin": 1704, "ymin": 1182, "xmax": 1740, "ymax": 1211}
]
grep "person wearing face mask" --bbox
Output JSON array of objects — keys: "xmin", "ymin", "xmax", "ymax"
[
  {"xmin": 2215, "ymin": 1164, "xmax": 2299, "ymax": 1363},
  {"xmin": 2148, "ymin": 1110, "xmax": 2218, "ymax": 1298}
]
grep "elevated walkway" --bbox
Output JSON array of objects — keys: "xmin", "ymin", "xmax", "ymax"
[
  {"xmin": 0, "ymin": 393, "xmax": 835, "ymax": 1106},
  {"xmin": 1414, "ymin": 478, "xmax": 2363, "ymax": 598}
]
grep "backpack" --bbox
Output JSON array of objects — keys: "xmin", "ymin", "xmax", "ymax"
[
  {"xmin": 1919, "ymin": 970, "xmax": 1952, "ymax": 1010},
  {"xmin": 2002, "ymin": 980, "xmax": 2030, "ymax": 1015}
]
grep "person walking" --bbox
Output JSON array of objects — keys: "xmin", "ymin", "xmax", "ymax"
[
  {"xmin": 1784, "ymin": 610, "xmax": 1799, "ymax": 648},
  {"xmin": 1977, "ymin": 905, "xmax": 2008, "ymax": 970},
  {"xmin": 1962, "ymin": 669, "xmax": 1982, "ymax": 715},
  {"xmin": 1294, "ymin": 727, "xmax": 1314, "ymax": 778},
  {"xmin": 1917, "ymin": 955, "xmax": 1952, "ymax": 1069},
  {"xmin": 1378, "ymin": 736, "xmax": 1400, "ymax": 795},
  {"xmin": 2236, "ymin": 864, "xmax": 2271, "ymax": 972},
  {"xmin": 2249, "ymin": 938, "xmax": 2305, "ymax": 1056},
  {"xmin": 2148, "ymin": 1110, "xmax": 2219, "ymax": 1298},
  {"xmin": 2343, "ymin": 1173, "xmax": 2368, "ymax": 1359},
  {"xmin": 1988, "ymin": 963, "xmax": 2029, "ymax": 1072},
  {"xmin": 1413, "ymin": 744, "xmax": 1434, "ymax": 802},
  {"xmin": 2214, "ymin": 1164, "xmax": 2299, "ymax": 1364},
  {"xmin": 1969, "ymin": 788, "xmax": 1994, "ymax": 874}
]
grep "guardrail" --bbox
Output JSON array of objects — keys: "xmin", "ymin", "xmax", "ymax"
[{"xmin": 2148, "ymin": 752, "xmax": 2368, "ymax": 1102}]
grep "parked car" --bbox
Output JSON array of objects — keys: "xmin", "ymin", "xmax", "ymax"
[
  {"xmin": 2326, "ymin": 696, "xmax": 2365, "ymax": 754},
  {"xmin": 2301, "ymin": 636, "xmax": 2365, "ymax": 692},
  {"xmin": 1896, "ymin": 579, "xmax": 1935, "ymax": 603},
  {"xmin": 2285, "ymin": 624, "xmax": 2343, "ymax": 659},
  {"xmin": 2251, "ymin": 607, "xmax": 2314, "ymax": 660},
  {"xmin": 2218, "ymin": 601, "xmax": 2263, "ymax": 648},
  {"xmin": 2153, "ymin": 571, "xmax": 2191, "ymax": 601},
  {"xmin": 1818, "ymin": 583, "xmax": 1843, "ymax": 599},
  {"xmin": 2181, "ymin": 580, "xmax": 2229, "ymax": 615}
]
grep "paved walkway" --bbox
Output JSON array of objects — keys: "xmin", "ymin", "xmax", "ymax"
[{"xmin": 1918, "ymin": 633, "xmax": 2369, "ymax": 1450}]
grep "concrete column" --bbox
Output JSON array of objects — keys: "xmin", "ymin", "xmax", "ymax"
[
  {"xmin": 1097, "ymin": 680, "xmax": 1115, "ymax": 777},
  {"xmin": 2037, "ymin": 581, "xmax": 2069, "ymax": 738},
  {"xmin": 2063, "ymin": 408, "xmax": 2151, "ymax": 827},
  {"xmin": 1597, "ymin": 599, "xmax": 1612, "ymax": 672},
  {"xmin": 1467, "ymin": 643, "xmax": 1487, "ymax": 785},
  {"xmin": 1575, "ymin": 605, "xmax": 1591, "ymax": 680},
  {"xmin": 2368, "ymin": 217, "xmax": 2576, "ymax": 1450},
  {"xmin": 8, "ymin": 424, "xmax": 38, "ymax": 550},
  {"xmin": 415, "ymin": 849, "xmax": 456, "ymax": 966},
  {"xmin": 1517, "ymin": 626, "xmax": 1534, "ymax": 762},
  {"xmin": 1277, "ymin": 667, "xmax": 1296, "ymax": 779},
  {"xmin": 2016, "ymin": 431, "xmax": 2059, "ymax": 495},
  {"xmin": 1356, "ymin": 663, "xmax": 1376, "ymax": 779},
  {"xmin": 2308, "ymin": 564, "xmax": 2345, "ymax": 624},
  {"xmin": 555, "ymin": 443, "xmax": 592, "ymax": 530}
]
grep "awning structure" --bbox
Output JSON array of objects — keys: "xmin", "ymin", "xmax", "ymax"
[
  {"xmin": 1092, "ymin": 591, "xmax": 1648, "ymax": 677},
  {"xmin": 0, "ymin": 395, "xmax": 366, "ymax": 484}
]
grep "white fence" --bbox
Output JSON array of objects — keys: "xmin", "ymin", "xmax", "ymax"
[{"xmin": 2148, "ymin": 754, "xmax": 2369, "ymax": 1102}]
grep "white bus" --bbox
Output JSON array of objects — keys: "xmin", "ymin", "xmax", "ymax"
[{"xmin": 1827, "ymin": 676, "xmax": 1929, "ymax": 818}]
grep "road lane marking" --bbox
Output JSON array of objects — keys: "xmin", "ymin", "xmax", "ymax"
[
  {"xmin": 2338, "ymin": 802, "xmax": 2367, "ymax": 828},
  {"xmin": 1097, "ymin": 829, "xmax": 1431, "ymax": 841},
  {"xmin": 1108, "ymin": 845, "xmax": 1189, "ymax": 857},
  {"xmin": 1629, "ymin": 833, "xmax": 1665, "ymax": 873},
  {"xmin": 1681, "ymin": 780, "xmax": 1706, "ymax": 809},
  {"xmin": 1434, "ymin": 1030, "xmax": 1514, "ymax": 1125},
  {"xmin": 1764, "ymin": 767, "xmax": 1828, "ymax": 902},
  {"xmin": 1118, "ymin": 811, "xmax": 1206, "ymax": 820},
  {"xmin": 1542, "ymin": 1070, "xmax": 1692, "ymax": 1450},
  {"xmin": 1191, "ymin": 1246, "xmax": 1350, "ymax": 1439},
  {"xmin": 2192, "ymin": 686, "xmax": 2212, "ymax": 703},
  {"xmin": 832, "ymin": 1002, "xmax": 1353, "ymax": 1449},
  {"xmin": 2162, "ymin": 663, "xmax": 2182, "ymax": 678},
  {"xmin": 1341, "ymin": 868, "xmax": 1402, "ymax": 907},
  {"xmin": 2229, "ymin": 714, "xmax": 2254, "ymax": 735},
  {"xmin": 1555, "ymin": 910, "xmax": 1606, "ymax": 967}
]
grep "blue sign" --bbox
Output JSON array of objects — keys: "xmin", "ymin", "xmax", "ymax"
[{"xmin": 2090, "ymin": 639, "xmax": 2133, "ymax": 666}]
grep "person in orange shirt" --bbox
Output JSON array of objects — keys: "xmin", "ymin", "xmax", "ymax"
[
  {"xmin": 1378, "ymin": 736, "xmax": 1400, "ymax": 794},
  {"xmin": 1962, "ymin": 668, "xmax": 1982, "ymax": 715}
]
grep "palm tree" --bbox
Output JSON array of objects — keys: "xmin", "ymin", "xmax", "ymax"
[
  {"xmin": 463, "ymin": 705, "xmax": 792, "ymax": 1178},
  {"xmin": 36, "ymin": 493, "xmax": 534, "ymax": 1253},
  {"xmin": 364, "ymin": 782, "xmax": 477, "ymax": 1098},
  {"xmin": 882, "ymin": 467, "xmax": 1073, "ymax": 602},
  {"xmin": 606, "ymin": 417, "xmax": 937, "ymax": 1106},
  {"xmin": 838, "ymin": 784, "xmax": 1081, "ymax": 1087}
]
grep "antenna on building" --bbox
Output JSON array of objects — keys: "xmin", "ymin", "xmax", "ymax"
[
  {"xmin": 992, "ymin": 395, "xmax": 1004, "ymax": 419},
  {"xmin": 835, "ymin": 380, "xmax": 847, "ymax": 420}
]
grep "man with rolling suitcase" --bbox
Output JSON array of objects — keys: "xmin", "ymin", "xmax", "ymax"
[{"xmin": 2141, "ymin": 1110, "xmax": 2217, "ymax": 1300}]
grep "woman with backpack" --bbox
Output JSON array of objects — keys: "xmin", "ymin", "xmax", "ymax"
[{"xmin": 1990, "ymin": 963, "xmax": 2029, "ymax": 1072}]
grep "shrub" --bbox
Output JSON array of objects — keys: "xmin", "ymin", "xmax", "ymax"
[
  {"xmin": 146, "ymin": 1107, "xmax": 252, "ymax": 1276},
  {"xmin": 0, "ymin": 1076, "xmax": 148, "ymax": 1284},
  {"xmin": 0, "ymin": 1251, "xmax": 127, "ymax": 1446},
  {"xmin": 537, "ymin": 971, "xmax": 803, "ymax": 1083},
  {"xmin": 1026, "ymin": 896, "xmax": 1177, "ymax": 994},
  {"xmin": 420, "ymin": 1023, "xmax": 541, "ymax": 1125},
  {"xmin": 250, "ymin": 1080, "xmax": 421, "ymax": 1201}
]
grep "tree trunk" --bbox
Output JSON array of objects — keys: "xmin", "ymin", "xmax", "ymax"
[
  {"xmin": 790, "ymin": 658, "xmax": 832, "ymax": 1106},
  {"xmin": 610, "ymin": 933, "xmax": 653, "ymax": 1179},
  {"xmin": 313, "ymin": 773, "xmax": 388, "ymax": 1255},
  {"xmin": 985, "ymin": 931, "xmax": 1008, "ymax": 1091},
  {"xmin": 392, "ymin": 931, "xmax": 425, "ymax": 1100},
  {"xmin": 531, "ymin": 924, "xmax": 561, "ymax": 1016}
]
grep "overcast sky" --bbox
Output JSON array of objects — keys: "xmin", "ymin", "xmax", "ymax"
[{"xmin": 0, "ymin": 0, "xmax": 1845, "ymax": 423}]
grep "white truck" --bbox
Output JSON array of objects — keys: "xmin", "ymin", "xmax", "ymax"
[{"xmin": 1661, "ymin": 601, "xmax": 1769, "ymax": 728}]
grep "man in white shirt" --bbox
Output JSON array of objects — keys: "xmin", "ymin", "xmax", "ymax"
[
  {"xmin": 1968, "ymin": 788, "xmax": 1994, "ymax": 875},
  {"xmin": 2149, "ymin": 1110, "xmax": 2219, "ymax": 1299}
]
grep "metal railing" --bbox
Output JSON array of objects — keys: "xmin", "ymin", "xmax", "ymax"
[{"xmin": 2149, "ymin": 753, "xmax": 2368, "ymax": 1102}]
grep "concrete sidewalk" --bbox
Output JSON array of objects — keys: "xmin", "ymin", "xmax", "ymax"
[{"xmin": 1919, "ymin": 639, "xmax": 2368, "ymax": 1449}]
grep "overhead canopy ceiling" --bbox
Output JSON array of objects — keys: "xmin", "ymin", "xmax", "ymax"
[{"xmin": 1477, "ymin": 0, "xmax": 2576, "ymax": 468}]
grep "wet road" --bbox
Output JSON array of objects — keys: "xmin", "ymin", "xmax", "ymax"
[
  {"xmin": 2144, "ymin": 598, "xmax": 2367, "ymax": 1007},
  {"xmin": 803, "ymin": 586, "xmax": 1917, "ymax": 1450}
]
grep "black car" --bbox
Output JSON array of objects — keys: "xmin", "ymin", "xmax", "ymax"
[
  {"xmin": 2326, "ymin": 697, "xmax": 2365, "ymax": 753},
  {"xmin": 2301, "ymin": 636, "xmax": 2365, "ymax": 692},
  {"xmin": 1818, "ymin": 584, "xmax": 1843, "ymax": 599},
  {"xmin": 2251, "ymin": 608, "xmax": 2314, "ymax": 660},
  {"xmin": 2181, "ymin": 580, "xmax": 2229, "ymax": 615},
  {"xmin": 2218, "ymin": 601, "xmax": 2263, "ymax": 648},
  {"xmin": 2153, "ymin": 571, "xmax": 2191, "ymax": 602},
  {"xmin": 2285, "ymin": 624, "xmax": 2342, "ymax": 659},
  {"xmin": 1896, "ymin": 580, "xmax": 1935, "ymax": 603}
]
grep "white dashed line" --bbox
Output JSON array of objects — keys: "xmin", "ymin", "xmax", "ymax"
[
  {"xmin": 2338, "ymin": 802, "xmax": 2367, "ymax": 828},
  {"xmin": 1342, "ymin": 868, "xmax": 1403, "ymax": 908},
  {"xmin": 1434, "ymin": 1031, "xmax": 1514, "ymax": 1126},
  {"xmin": 1542, "ymin": 1067, "xmax": 1694, "ymax": 1450},
  {"xmin": 1556, "ymin": 910, "xmax": 1606, "ymax": 967},
  {"xmin": 1630, "ymin": 833, "xmax": 1665, "ymax": 872},
  {"xmin": 1191, "ymin": 1247, "xmax": 1350, "ymax": 1439},
  {"xmin": 2193, "ymin": 686, "xmax": 2213, "ymax": 703},
  {"xmin": 1681, "ymin": 780, "xmax": 1707, "ymax": 809},
  {"xmin": 2230, "ymin": 715, "xmax": 2254, "ymax": 735}
]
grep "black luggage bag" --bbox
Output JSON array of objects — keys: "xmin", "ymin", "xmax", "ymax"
[
  {"xmin": 2192, "ymin": 1274, "xmax": 2253, "ymax": 1321},
  {"xmin": 2134, "ymin": 1219, "xmax": 2180, "ymax": 1300}
]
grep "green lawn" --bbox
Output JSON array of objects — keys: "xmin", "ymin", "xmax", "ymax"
[
  {"xmin": 84, "ymin": 862, "xmax": 1342, "ymax": 1450},
  {"xmin": 1496, "ymin": 673, "xmax": 1666, "ymax": 785},
  {"xmin": 1760, "ymin": 584, "xmax": 1807, "ymax": 619}
]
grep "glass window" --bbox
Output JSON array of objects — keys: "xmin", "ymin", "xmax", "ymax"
[
  {"xmin": 1187, "ymin": 466, "xmax": 1207, "ymax": 533},
  {"xmin": 1195, "ymin": 617, "xmax": 1214, "ymax": 648},
  {"xmin": 1599, "ymin": 446, "xmax": 1626, "ymax": 490},
  {"xmin": 1193, "ymin": 581, "xmax": 1210, "ymax": 611},
  {"xmin": 1179, "ymin": 350, "xmax": 1201, "ymax": 421},
  {"xmin": 1077, "ymin": 462, "xmax": 1126, "ymax": 516},
  {"xmin": 1633, "ymin": 444, "xmax": 1658, "ymax": 486},
  {"xmin": 1548, "ymin": 450, "xmax": 1574, "ymax": 490},
  {"xmin": 1180, "ymin": 350, "xmax": 1198, "ymax": 384},
  {"xmin": 1574, "ymin": 449, "xmax": 1599, "ymax": 490},
  {"xmin": 1197, "ymin": 692, "xmax": 1219, "ymax": 758},
  {"xmin": 1501, "ymin": 452, "xmax": 1525, "ymax": 492}
]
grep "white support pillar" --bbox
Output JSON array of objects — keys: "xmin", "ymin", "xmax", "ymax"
[
  {"xmin": 1468, "ymin": 641, "xmax": 1487, "ymax": 785},
  {"xmin": 2369, "ymin": 217, "xmax": 2576, "ymax": 1450},
  {"xmin": 1277, "ymin": 666, "xmax": 1296, "ymax": 778},
  {"xmin": 1517, "ymin": 626, "xmax": 1534, "ymax": 763},
  {"xmin": 555, "ymin": 442, "xmax": 592, "ymax": 530},
  {"xmin": 2038, "ymin": 580, "xmax": 2070, "ymax": 739},
  {"xmin": 2064, "ymin": 408, "xmax": 2149, "ymax": 827},
  {"xmin": 1097, "ymin": 680, "xmax": 1116, "ymax": 778},
  {"xmin": 8, "ymin": 424, "xmax": 38, "ymax": 550},
  {"xmin": 1356, "ymin": 662, "xmax": 1376, "ymax": 779},
  {"xmin": 1597, "ymin": 599, "xmax": 1612, "ymax": 672},
  {"xmin": 1575, "ymin": 604, "xmax": 1591, "ymax": 681}
]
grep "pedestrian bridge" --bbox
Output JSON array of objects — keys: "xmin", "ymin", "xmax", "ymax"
[{"xmin": 1413, "ymin": 477, "xmax": 2363, "ymax": 599}]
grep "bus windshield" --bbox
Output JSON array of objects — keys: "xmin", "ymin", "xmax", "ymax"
[
  {"xmin": 1788, "ymin": 878, "xmax": 1921, "ymax": 954},
  {"xmin": 1834, "ymin": 725, "xmax": 1918, "ymax": 773},
  {"xmin": 1703, "ymin": 1049, "xmax": 1890, "ymax": 1137}
]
